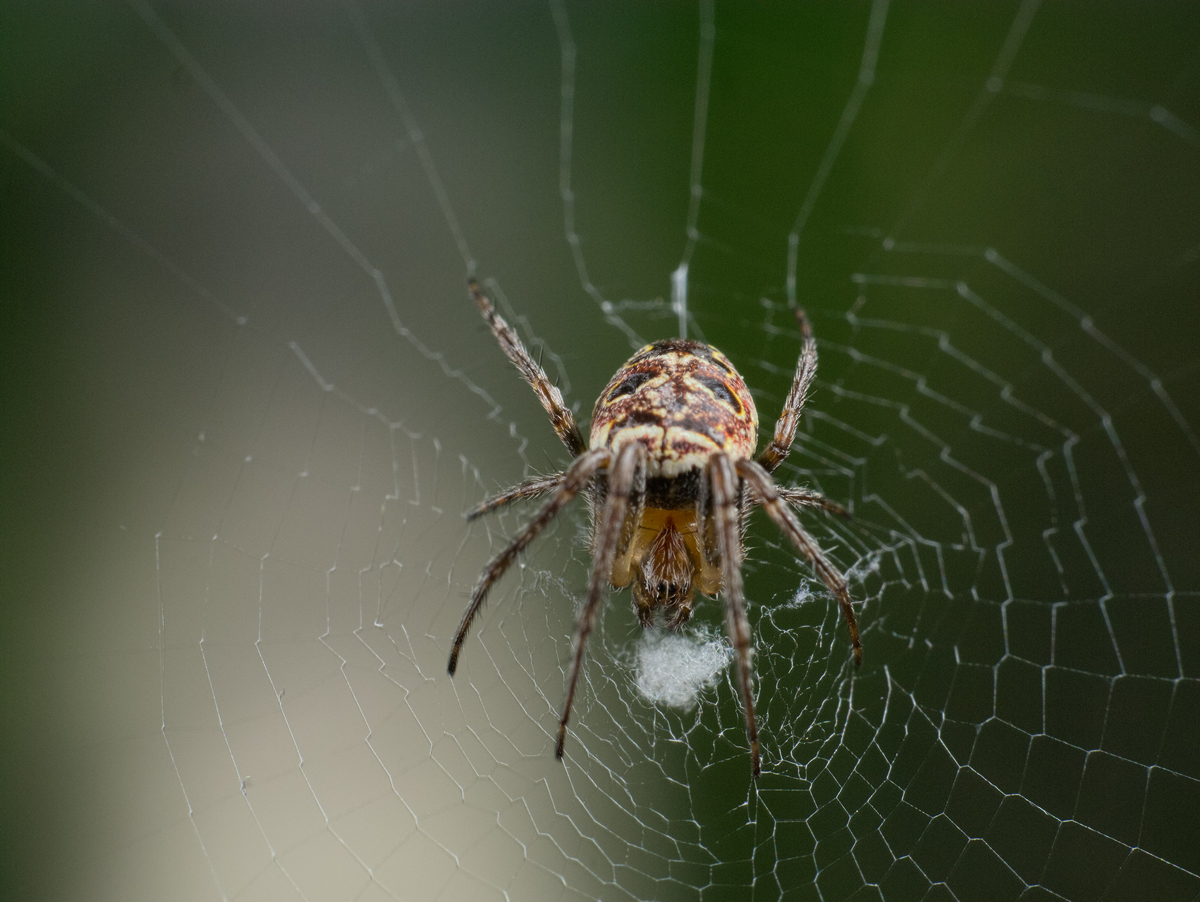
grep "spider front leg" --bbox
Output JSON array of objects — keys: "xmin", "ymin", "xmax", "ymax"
[
  {"xmin": 709, "ymin": 453, "xmax": 761, "ymax": 779},
  {"xmin": 449, "ymin": 449, "xmax": 609, "ymax": 676},
  {"xmin": 557, "ymin": 442, "xmax": 645, "ymax": 761},
  {"xmin": 470, "ymin": 280, "xmax": 588, "ymax": 457},
  {"xmin": 738, "ymin": 459, "xmax": 862, "ymax": 666},
  {"xmin": 757, "ymin": 306, "xmax": 817, "ymax": 474}
]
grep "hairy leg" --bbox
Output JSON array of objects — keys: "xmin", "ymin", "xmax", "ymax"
[
  {"xmin": 739, "ymin": 459, "xmax": 862, "ymax": 666},
  {"xmin": 470, "ymin": 279, "xmax": 588, "ymax": 456},
  {"xmin": 757, "ymin": 307, "xmax": 817, "ymax": 474},
  {"xmin": 776, "ymin": 484, "xmax": 851, "ymax": 520},
  {"xmin": 466, "ymin": 472, "xmax": 566, "ymax": 521},
  {"xmin": 448, "ymin": 449, "xmax": 608, "ymax": 675},
  {"xmin": 709, "ymin": 452, "xmax": 761, "ymax": 778},
  {"xmin": 556, "ymin": 443, "xmax": 644, "ymax": 760}
]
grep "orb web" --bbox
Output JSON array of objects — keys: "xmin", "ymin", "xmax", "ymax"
[{"xmin": 3, "ymin": 1, "xmax": 1198, "ymax": 901}]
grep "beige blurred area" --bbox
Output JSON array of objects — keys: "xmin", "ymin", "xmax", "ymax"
[
  {"xmin": 90, "ymin": 325, "xmax": 620, "ymax": 901},
  {"xmin": 16, "ymin": 301, "xmax": 627, "ymax": 901}
]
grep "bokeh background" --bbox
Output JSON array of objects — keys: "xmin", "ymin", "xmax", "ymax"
[{"xmin": 3, "ymin": 2, "xmax": 1198, "ymax": 900}]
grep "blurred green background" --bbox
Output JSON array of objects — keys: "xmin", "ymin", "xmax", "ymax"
[{"xmin": 3, "ymin": 2, "xmax": 1198, "ymax": 900}]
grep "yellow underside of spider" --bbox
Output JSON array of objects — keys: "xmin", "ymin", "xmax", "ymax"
[{"xmin": 611, "ymin": 507, "xmax": 723, "ymax": 627}]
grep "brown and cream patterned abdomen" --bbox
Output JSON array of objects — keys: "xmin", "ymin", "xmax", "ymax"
[{"xmin": 589, "ymin": 340, "xmax": 759, "ymax": 477}]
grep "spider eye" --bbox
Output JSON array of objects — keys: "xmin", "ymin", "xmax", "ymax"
[{"xmin": 608, "ymin": 371, "xmax": 653, "ymax": 403}]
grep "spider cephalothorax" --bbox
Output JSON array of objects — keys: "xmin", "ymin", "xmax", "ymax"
[{"xmin": 449, "ymin": 280, "xmax": 861, "ymax": 777}]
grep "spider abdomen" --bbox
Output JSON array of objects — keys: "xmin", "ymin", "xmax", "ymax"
[{"xmin": 589, "ymin": 340, "xmax": 759, "ymax": 478}]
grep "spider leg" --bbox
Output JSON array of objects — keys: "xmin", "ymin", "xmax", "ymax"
[
  {"xmin": 466, "ymin": 472, "xmax": 567, "ymax": 521},
  {"xmin": 776, "ymin": 485, "xmax": 852, "ymax": 520},
  {"xmin": 738, "ymin": 459, "xmax": 862, "ymax": 666},
  {"xmin": 696, "ymin": 465, "xmax": 717, "ymax": 563},
  {"xmin": 709, "ymin": 453, "xmax": 761, "ymax": 779},
  {"xmin": 608, "ymin": 448, "xmax": 646, "ymax": 589},
  {"xmin": 757, "ymin": 306, "xmax": 817, "ymax": 474},
  {"xmin": 448, "ymin": 448, "xmax": 609, "ymax": 676},
  {"xmin": 470, "ymin": 280, "xmax": 588, "ymax": 457},
  {"xmin": 556, "ymin": 442, "xmax": 644, "ymax": 761}
]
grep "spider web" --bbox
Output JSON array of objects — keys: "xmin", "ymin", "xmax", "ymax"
[{"xmin": 3, "ymin": 1, "xmax": 1199, "ymax": 900}]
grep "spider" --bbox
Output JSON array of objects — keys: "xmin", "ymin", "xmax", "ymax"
[{"xmin": 448, "ymin": 280, "xmax": 861, "ymax": 777}]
